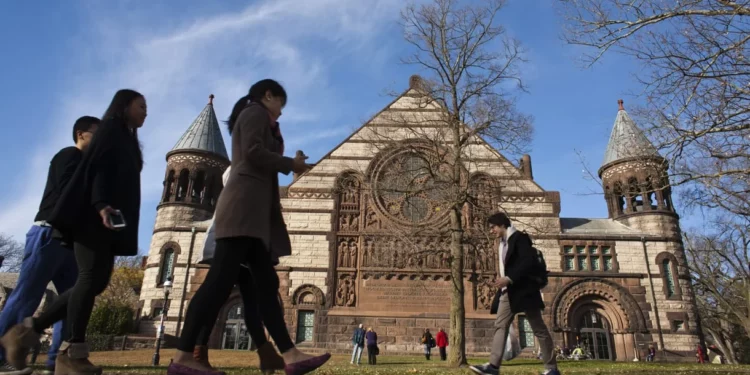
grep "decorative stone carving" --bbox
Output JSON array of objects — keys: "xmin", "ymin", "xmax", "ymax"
[
  {"xmin": 335, "ymin": 276, "xmax": 356, "ymax": 307},
  {"xmin": 364, "ymin": 205, "xmax": 380, "ymax": 230},
  {"xmin": 476, "ymin": 279, "xmax": 494, "ymax": 310},
  {"xmin": 339, "ymin": 212, "xmax": 359, "ymax": 231},
  {"xmin": 292, "ymin": 284, "xmax": 325, "ymax": 306}
]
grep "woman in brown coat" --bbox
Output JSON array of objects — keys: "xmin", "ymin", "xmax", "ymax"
[{"xmin": 168, "ymin": 79, "xmax": 330, "ymax": 375}]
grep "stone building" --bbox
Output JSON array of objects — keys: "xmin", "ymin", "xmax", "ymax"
[{"xmin": 138, "ymin": 78, "xmax": 700, "ymax": 361}]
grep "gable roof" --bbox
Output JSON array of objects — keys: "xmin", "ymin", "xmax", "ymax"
[
  {"xmin": 290, "ymin": 75, "xmax": 538, "ymax": 189},
  {"xmin": 171, "ymin": 94, "xmax": 228, "ymax": 160}
]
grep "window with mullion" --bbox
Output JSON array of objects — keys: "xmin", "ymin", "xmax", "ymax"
[{"xmin": 561, "ymin": 244, "xmax": 616, "ymax": 272}]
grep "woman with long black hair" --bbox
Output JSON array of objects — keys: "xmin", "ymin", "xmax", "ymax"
[
  {"xmin": 0, "ymin": 89, "xmax": 146, "ymax": 375},
  {"xmin": 168, "ymin": 79, "xmax": 330, "ymax": 375}
]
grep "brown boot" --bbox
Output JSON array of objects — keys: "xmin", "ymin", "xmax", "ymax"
[
  {"xmin": 54, "ymin": 342, "xmax": 102, "ymax": 375},
  {"xmin": 257, "ymin": 342, "xmax": 285, "ymax": 373},
  {"xmin": 0, "ymin": 317, "xmax": 39, "ymax": 371},
  {"xmin": 193, "ymin": 346, "xmax": 213, "ymax": 369}
]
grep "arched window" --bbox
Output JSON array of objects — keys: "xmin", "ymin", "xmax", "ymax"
[
  {"xmin": 191, "ymin": 171, "xmax": 206, "ymax": 204},
  {"xmin": 627, "ymin": 177, "xmax": 643, "ymax": 212},
  {"xmin": 159, "ymin": 248, "xmax": 175, "ymax": 286},
  {"xmin": 163, "ymin": 170, "xmax": 175, "ymax": 202},
  {"xmin": 612, "ymin": 182, "xmax": 625, "ymax": 215},
  {"xmin": 176, "ymin": 169, "xmax": 190, "ymax": 201},
  {"xmin": 656, "ymin": 252, "xmax": 681, "ymax": 299},
  {"xmin": 662, "ymin": 259, "xmax": 676, "ymax": 297}
]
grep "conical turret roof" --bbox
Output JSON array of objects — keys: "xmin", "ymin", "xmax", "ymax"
[
  {"xmin": 602, "ymin": 99, "xmax": 660, "ymax": 166},
  {"xmin": 171, "ymin": 94, "xmax": 228, "ymax": 160}
]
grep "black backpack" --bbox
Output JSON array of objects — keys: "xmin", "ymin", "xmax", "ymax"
[{"xmin": 520, "ymin": 231, "xmax": 549, "ymax": 289}]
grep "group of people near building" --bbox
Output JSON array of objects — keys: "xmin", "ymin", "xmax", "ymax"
[{"xmin": 0, "ymin": 79, "xmax": 330, "ymax": 375}]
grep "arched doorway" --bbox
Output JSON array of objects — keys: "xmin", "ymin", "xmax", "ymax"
[
  {"xmin": 551, "ymin": 278, "xmax": 651, "ymax": 361},
  {"xmin": 576, "ymin": 310, "xmax": 613, "ymax": 360},
  {"xmin": 221, "ymin": 303, "xmax": 251, "ymax": 350}
]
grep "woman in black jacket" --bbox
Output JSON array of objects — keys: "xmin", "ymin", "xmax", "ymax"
[{"xmin": 0, "ymin": 89, "xmax": 146, "ymax": 375}]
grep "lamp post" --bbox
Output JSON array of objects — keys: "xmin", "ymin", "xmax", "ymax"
[{"xmin": 152, "ymin": 277, "xmax": 173, "ymax": 366}]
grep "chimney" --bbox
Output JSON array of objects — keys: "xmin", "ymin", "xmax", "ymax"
[{"xmin": 520, "ymin": 154, "xmax": 533, "ymax": 179}]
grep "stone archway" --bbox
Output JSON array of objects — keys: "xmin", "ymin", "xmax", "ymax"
[{"xmin": 551, "ymin": 278, "xmax": 649, "ymax": 361}]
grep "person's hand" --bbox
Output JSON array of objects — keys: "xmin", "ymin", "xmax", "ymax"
[
  {"xmin": 489, "ymin": 277, "xmax": 510, "ymax": 289},
  {"xmin": 99, "ymin": 206, "xmax": 117, "ymax": 230},
  {"xmin": 292, "ymin": 150, "xmax": 312, "ymax": 174}
]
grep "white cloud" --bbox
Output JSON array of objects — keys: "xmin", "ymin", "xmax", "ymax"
[{"xmin": 0, "ymin": 0, "xmax": 404, "ymax": 248}]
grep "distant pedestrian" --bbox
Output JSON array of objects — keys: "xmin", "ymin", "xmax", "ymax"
[
  {"xmin": 366, "ymin": 328, "xmax": 378, "ymax": 365},
  {"xmin": 351, "ymin": 324, "xmax": 365, "ymax": 365},
  {"xmin": 421, "ymin": 329, "xmax": 434, "ymax": 360},
  {"xmin": 436, "ymin": 328, "xmax": 448, "ymax": 361},
  {"xmin": 646, "ymin": 345, "xmax": 655, "ymax": 362}
]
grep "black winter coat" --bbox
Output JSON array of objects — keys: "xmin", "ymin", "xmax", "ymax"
[
  {"xmin": 48, "ymin": 117, "xmax": 142, "ymax": 256},
  {"xmin": 490, "ymin": 231, "xmax": 545, "ymax": 314}
]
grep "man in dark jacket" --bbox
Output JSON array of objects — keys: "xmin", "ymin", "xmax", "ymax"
[
  {"xmin": 0, "ymin": 116, "xmax": 99, "ymax": 375},
  {"xmin": 470, "ymin": 213, "xmax": 560, "ymax": 375},
  {"xmin": 350, "ymin": 324, "xmax": 365, "ymax": 365}
]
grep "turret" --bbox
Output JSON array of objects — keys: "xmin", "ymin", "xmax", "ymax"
[{"xmin": 598, "ymin": 100, "xmax": 679, "ymax": 237}]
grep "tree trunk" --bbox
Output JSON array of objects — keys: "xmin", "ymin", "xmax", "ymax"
[
  {"xmin": 448, "ymin": 206, "xmax": 467, "ymax": 366},
  {"xmin": 707, "ymin": 328, "xmax": 737, "ymax": 364}
]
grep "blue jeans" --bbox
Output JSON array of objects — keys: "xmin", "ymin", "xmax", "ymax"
[
  {"xmin": 351, "ymin": 344, "xmax": 363, "ymax": 364},
  {"xmin": 0, "ymin": 225, "xmax": 77, "ymax": 367}
]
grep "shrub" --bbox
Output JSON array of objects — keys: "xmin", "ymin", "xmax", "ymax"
[{"xmin": 88, "ymin": 304, "xmax": 135, "ymax": 336}]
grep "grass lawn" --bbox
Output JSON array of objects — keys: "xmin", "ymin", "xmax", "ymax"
[{"xmin": 33, "ymin": 349, "xmax": 750, "ymax": 374}]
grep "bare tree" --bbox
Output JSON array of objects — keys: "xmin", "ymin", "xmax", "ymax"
[
  {"xmin": 559, "ymin": 0, "xmax": 750, "ymax": 219},
  {"xmin": 0, "ymin": 234, "xmax": 24, "ymax": 273},
  {"xmin": 684, "ymin": 215, "xmax": 750, "ymax": 364},
  {"xmin": 341, "ymin": 0, "xmax": 536, "ymax": 365}
]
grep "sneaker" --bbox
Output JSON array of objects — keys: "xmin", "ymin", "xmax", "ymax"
[
  {"xmin": 41, "ymin": 365, "xmax": 54, "ymax": 375},
  {"xmin": 469, "ymin": 363, "xmax": 499, "ymax": 375},
  {"xmin": 0, "ymin": 361, "xmax": 32, "ymax": 375},
  {"xmin": 542, "ymin": 370, "xmax": 561, "ymax": 375}
]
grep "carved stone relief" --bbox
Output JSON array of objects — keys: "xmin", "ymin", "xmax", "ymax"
[{"xmin": 335, "ymin": 275, "xmax": 356, "ymax": 307}]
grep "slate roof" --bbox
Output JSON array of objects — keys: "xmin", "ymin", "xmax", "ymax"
[
  {"xmin": 602, "ymin": 100, "xmax": 660, "ymax": 166},
  {"xmin": 559, "ymin": 218, "xmax": 639, "ymax": 235},
  {"xmin": 171, "ymin": 95, "xmax": 228, "ymax": 160}
]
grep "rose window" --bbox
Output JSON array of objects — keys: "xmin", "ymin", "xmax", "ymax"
[{"xmin": 372, "ymin": 150, "xmax": 450, "ymax": 226}]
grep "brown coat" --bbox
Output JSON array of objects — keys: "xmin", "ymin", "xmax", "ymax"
[{"xmin": 213, "ymin": 102, "xmax": 294, "ymax": 257}]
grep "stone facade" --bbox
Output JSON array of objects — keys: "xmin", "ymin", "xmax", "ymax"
[{"xmin": 138, "ymin": 80, "xmax": 701, "ymax": 361}]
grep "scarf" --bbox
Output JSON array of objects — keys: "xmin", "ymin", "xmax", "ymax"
[{"xmin": 250, "ymin": 99, "xmax": 284, "ymax": 155}]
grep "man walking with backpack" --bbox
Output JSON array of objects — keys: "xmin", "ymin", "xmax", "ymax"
[{"xmin": 470, "ymin": 213, "xmax": 560, "ymax": 375}]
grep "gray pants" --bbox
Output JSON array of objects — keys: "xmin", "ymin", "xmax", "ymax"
[{"xmin": 489, "ymin": 294, "xmax": 557, "ymax": 370}]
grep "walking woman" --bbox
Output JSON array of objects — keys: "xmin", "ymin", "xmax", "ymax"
[
  {"xmin": 168, "ymin": 79, "xmax": 330, "ymax": 375},
  {"xmin": 0, "ymin": 89, "xmax": 146, "ymax": 375},
  {"xmin": 366, "ymin": 328, "xmax": 378, "ymax": 365}
]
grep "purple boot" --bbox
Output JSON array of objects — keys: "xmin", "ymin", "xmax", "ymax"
[
  {"xmin": 167, "ymin": 362, "xmax": 226, "ymax": 375},
  {"xmin": 284, "ymin": 353, "xmax": 331, "ymax": 375}
]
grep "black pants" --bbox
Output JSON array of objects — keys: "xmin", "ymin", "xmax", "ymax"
[
  {"xmin": 439, "ymin": 346, "xmax": 447, "ymax": 360},
  {"xmin": 178, "ymin": 237, "xmax": 293, "ymax": 353},
  {"xmin": 33, "ymin": 242, "xmax": 115, "ymax": 343},
  {"xmin": 196, "ymin": 266, "xmax": 268, "ymax": 348},
  {"xmin": 367, "ymin": 345, "xmax": 377, "ymax": 365}
]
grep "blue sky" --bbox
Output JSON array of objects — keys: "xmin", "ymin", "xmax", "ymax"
[{"xmin": 0, "ymin": 0, "xmax": 701, "ymax": 253}]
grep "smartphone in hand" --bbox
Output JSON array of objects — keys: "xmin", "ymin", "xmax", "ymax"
[{"xmin": 108, "ymin": 210, "xmax": 127, "ymax": 229}]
